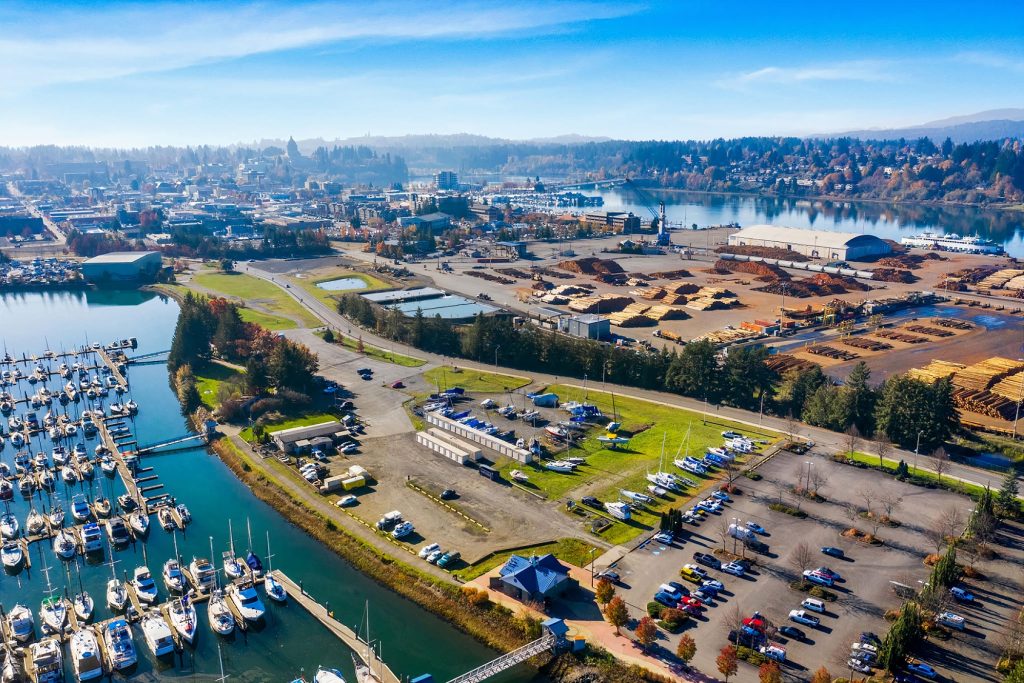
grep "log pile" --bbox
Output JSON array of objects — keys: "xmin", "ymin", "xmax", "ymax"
[
  {"xmin": 872, "ymin": 268, "xmax": 919, "ymax": 283},
  {"xmin": 905, "ymin": 325, "xmax": 954, "ymax": 338},
  {"xmin": 952, "ymin": 388, "xmax": 1018, "ymax": 420},
  {"xmin": 464, "ymin": 270, "xmax": 514, "ymax": 285},
  {"xmin": 840, "ymin": 337, "xmax": 893, "ymax": 351},
  {"xmin": 876, "ymin": 253, "xmax": 944, "ymax": 269},
  {"xmin": 765, "ymin": 355, "xmax": 819, "ymax": 374},
  {"xmin": 567, "ymin": 294, "xmax": 634, "ymax": 314},
  {"xmin": 608, "ymin": 303, "xmax": 656, "ymax": 327},
  {"xmin": 714, "ymin": 259, "xmax": 790, "ymax": 280},
  {"xmin": 908, "ymin": 360, "xmax": 965, "ymax": 383},
  {"xmin": 647, "ymin": 305, "xmax": 689, "ymax": 321},
  {"xmin": 951, "ymin": 357, "xmax": 1024, "ymax": 392},
  {"xmin": 532, "ymin": 267, "xmax": 574, "ymax": 280},
  {"xmin": 978, "ymin": 269, "xmax": 1024, "ymax": 290},
  {"xmin": 715, "ymin": 245, "xmax": 810, "ymax": 261},
  {"xmin": 557, "ymin": 257, "xmax": 624, "ymax": 275},
  {"xmin": 932, "ymin": 318, "xmax": 974, "ymax": 330},
  {"xmin": 806, "ymin": 345, "xmax": 860, "ymax": 360},
  {"xmin": 875, "ymin": 329, "xmax": 928, "ymax": 344},
  {"xmin": 992, "ymin": 371, "xmax": 1024, "ymax": 402},
  {"xmin": 649, "ymin": 269, "xmax": 693, "ymax": 279},
  {"xmin": 495, "ymin": 267, "xmax": 534, "ymax": 279}
]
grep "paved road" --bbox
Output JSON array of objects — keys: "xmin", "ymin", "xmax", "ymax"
[{"xmin": 238, "ymin": 262, "xmax": 1020, "ymax": 496}]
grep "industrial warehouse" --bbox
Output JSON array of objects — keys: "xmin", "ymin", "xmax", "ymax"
[{"xmin": 727, "ymin": 225, "xmax": 892, "ymax": 261}]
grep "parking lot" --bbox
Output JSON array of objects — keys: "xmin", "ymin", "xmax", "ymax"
[{"xmin": 602, "ymin": 448, "xmax": 1022, "ymax": 682}]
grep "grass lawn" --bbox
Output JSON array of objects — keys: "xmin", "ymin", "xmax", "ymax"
[
  {"xmin": 194, "ymin": 362, "xmax": 244, "ymax": 410},
  {"xmin": 460, "ymin": 538, "xmax": 601, "ymax": 581},
  {"xmin": 500, "ymin": 384, "xmax": 779, "ymax": 544},
  {"xmin": 238, "ymin": 308, "xmax": 296, "ymax": 331},
  {"xmin": 240, "ymin": 411, "xmax": 340, "ymax": 442},
  {"xmin": 845, "ymin": 451, "xmax": 989, "ymax": 498},
  {"xmin": 423, "ymin": 367, "xmax": 531, "ymax": 394},
  {"xmin": 191, "ymin": 272, "xmax": 321, "ymax": 328},
  {"xmin": 292, "ymin": 270, "xmax": 389, "ymax": 308},
  {"xmin": 329, "ymin": 332, "xmax": 425, "ymax": 367}
]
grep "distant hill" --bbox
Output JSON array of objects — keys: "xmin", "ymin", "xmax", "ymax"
[
  {"xmin": 823, "ymin": 108, "xmax": 1024, "ymax": 143},
  {"xmin": 254, "ymin": 133, "xmax": 611, "ymax": 153}
]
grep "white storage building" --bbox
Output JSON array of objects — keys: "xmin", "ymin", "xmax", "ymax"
[{"xmin": 727, "ymin": 225, "xmax": 891, "ymax": 261}]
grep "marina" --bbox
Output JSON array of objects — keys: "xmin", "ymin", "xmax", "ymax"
[{"xmin": 0, "ymin": 289, "xmax": 523, "ymax": 683}]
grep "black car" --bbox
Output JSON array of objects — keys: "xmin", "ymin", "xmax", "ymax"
[
  {"xmin": 596, "ymin": 570, "xmax": 620, "ymax": 583},
  {"xmin": 582, "ymin": 496, "xmax": 602, "ymax": 508},
  {"xmin": 861, "ymin": 632, "xmax": 881, "ymax": 646},
  {"xmin": 821, "ymin": 546, "xmax": 845, "ymax": 558},
  {"xmin": 779, "ymin": 626, "xmax": 805, "ymax": 641},
  {"xmin": 440, "ymin": 489, "xmax": 458, "ymax": 500},
  {"xmin": 692, "ymin": 552, "xmax": 721, "ymax": 569},
  {"xmin": 357, "ymin": 368, "xmax": 372, "ymax": 375}
]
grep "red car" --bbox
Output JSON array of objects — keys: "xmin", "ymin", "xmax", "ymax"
[
  {"xmin": 681, "ymin": 596, "xmax": 704, "ymax": 609},
  {"xmin": 680, "ymin": 603, "xmax": 702, "ymax": 616}
]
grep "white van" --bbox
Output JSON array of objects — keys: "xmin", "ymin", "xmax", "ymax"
[{"xmin": 801, "ymin": 597, "xmax": 826, "ymax": 613}]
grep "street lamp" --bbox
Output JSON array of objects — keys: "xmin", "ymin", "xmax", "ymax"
[
  {"xmin": 493, "ymin": 345, "xmax": 501, "ymax": 369},
  {"xmin": 589, "ymin": 547, "xmax": 598, "ymax": 587},
  {"xmin": 803, "ymin": 460, "xmax": 813, "ymax": 494},
  {"xmin": 914, "ymin": 430, "xmax": 923, "ymax": 475}
]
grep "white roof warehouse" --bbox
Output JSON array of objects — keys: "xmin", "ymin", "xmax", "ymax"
[{"xmin": 727, "ymin": 225, "xmax": 891, "ymax": 261}]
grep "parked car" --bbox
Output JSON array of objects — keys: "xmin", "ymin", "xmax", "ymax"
[
  {"xmin": 653, "ymin": 532, "xmax": 674, "ymax": 544},
  {"xmin": 789, "ymin": 610, "xmax": 819, "ymax": 627},
  {"xmin": 336, "ymin": 495, "xmax": 358, "ymax": 507},
  {"xmin": 745, "ymin": 521, "xmax": 767, "ymax": 534},
  {"xmin": 582, "ymin": 496, "xmax": 602, "ymax": 508},
  {"xmin": 390, "ymin": 381, "xmax": 405, "ymax": 389},
  {"xmin": 418, "ymin": 543, "xmax": 440, "ymax": 559},
  {"xmin": 906, "ymin": 663, "xmax": 938, "ymax": 679},
  {"xmin": 440, "ymin": 489, "xmax": 458, "ymax": 500},
  {"xmin": 437, "ymin": 551, "xmax": 461, "ymax": 569},
  {"xmin": 861, "ymin": 632, "xmax": 881, "ymax": 646},
  {"xmin": 848, "ymin": 659, "xmax": 873, "ymax": 674},
  {"xmin": 721, "ymin": 561, "xmax": 746, "ymax": 576},
  {"xmin": 684, "ymin": 564, "xmax": 708, "ymax": 580},
  {"xmin": 722, "ymin": 431, "xmax": 743, "ymax": 439},
  {"xmin": 821, "ymin": 546, "xmax": 845, "ymax": 558},
  {"xmin": 339, "ymin": 442, "xmax": 359, "ymax": 454},
  {"xmin": 654, "ymin": 591, "xmax": 679, "ymax": 608},
  {"xmin": 702, "ymin": 578, "xmax": 724, "ymax": 592},
  {"xmin": 803, "ymin": 570, "xmax": 834, "ymax": 587},
  {"xmin": 816, "ymin": 566, "xmax": 842, "ymax": 581},
  {"xmin": 692, "ymin": 552, "xmax": 721, "ymax": 569},
  {"xmin": 950, "ymin": 586, "xmax": 975, "ymax": 603},
  {"xmin": 357, "ymin": 368, "xmax": 372, "ymax": 375},
  {"xmin": 426, "ymin": 550, "xmax": 444, "ymax": 564},
  {"xmin": 596, "ymin": 570, "xmax": 620, "ymax": 584},
  {"xmin": 779, "ymin": 626, "xmax": 804, "ymax": 640},
  {"xmin": 711, "ymin": 491, "xmax": 732, "ymax": 502}
]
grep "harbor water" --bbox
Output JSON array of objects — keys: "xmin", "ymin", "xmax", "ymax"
[
  {"xmin": 594, "ymin": 187, "xmax": 1024, "ymax": 258},
  {"xmin": 0, "ymin": 290, "xmax": 529, "ymax": 683}
]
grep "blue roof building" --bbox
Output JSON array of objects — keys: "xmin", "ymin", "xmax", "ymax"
[{"xmin": 496, "ymin": 554, "xmax": 575, "ymax": 603}]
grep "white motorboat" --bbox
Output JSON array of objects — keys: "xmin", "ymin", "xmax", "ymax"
[
  {"xmin": 69, "ymin": 628, "xmax": 104, "ymax": 682},
  {"xmin": 103, "ymin": 619, "xmax": 137, "ymax": 670},
  {"xmin": 106, "ymin": 578, "xmax": 128, "ymax": 612},
  {"xmin": 315, "ymin": 667, "xmax": 347, "ymax": 683},
  {"xmin": 28, "ymin": 638, "xmax": 63, "ymax": 683},
  {"xmin": 542, "ymin": 461, "xmax": 574, "ymax": 473},
  {"xmin": 131, "ymin": 566, "xmax": 158, "ymax": 604},
  {"xmin": 264, "ymin": 572, "xmax": 287, "ymax": 603},
  {"xmin": 129, "ymin": 510, "xmax": 149, "ymax": 536},
  {"xmin": 71, "ymin": 495, "xmax": 91, "ymax": 523},
  {"xmin": 510, "ymin": 469, "xmax": 529, "ymax": 482},
  {"xmin": 61, "ymin": 466, "xmax": 78, "ymax": 485},
  {"xmin": 176, "ymin": 503, "xmax": 191, "ymax": 525},
  {"xmin": 53, "ymin": 529, "xmax": 78, "ymax": 560},
  {"xmin": 1, "ymin": 541, "xmax": 24, "ymax": 568},
  {"xmin": 157, "ymin": 507, "xmax": 176, "ymax": 531},
  {"xmin": 40, "ymin": 595, "xmax": 68, "ymax": 635},
  {"xmin": 73, "ymin": 591, "xmax": 94, "ymax": 622},
  {"xmin": 100, "ymin": 456, "xmax": 116, "ymax": 475},
  {"xmin": 80, "ymin": 523, "xmax": 103, "ymax": 553},
  {"xmin": 52, "ymin": 447, "xmax": 68, "ymax": 467},
  {"xmin": 189, "ymin": 557, "xmax": 217, "ymax": 593},
  {"xmin": 48, "ymin": 504, "xmax": 65, "ymax": 528},
  {"xmin": 0, "ymin": 479, "xmax": 12, "ymax": 501},
  {"xmin": 26, "ymin": 509, "xmax": 45, "ymax": 536},
  {"xmin": 140, "ymin": 613, "xmax": 175, "ymax": 657},
  {"xmin": 8, "ymin": 604, "xmax": 34, "ymax": 642},
  {"xmin": 104, "ymin": 518, "xmax": 130, "ymax": 546},
  {"xmin": 207, "ymin": 589, "xmax": 234, "ymax": 636},
  {"xmin": 169, "ymin": 596, "xmax": 198, "ymax": 644},
  {"xmin": 163, "ymin": 558, "xmax": 186, "ymax": 593},
  {"xmin": 227, "ymin": 582, "xmax": 265, "ymax": 621},
  {"xmin": 1, "ymin": 512, "xmax": 19, "ymax": 539}
]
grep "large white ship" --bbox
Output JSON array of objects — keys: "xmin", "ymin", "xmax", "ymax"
[{"xmin": 901, "ymin": 231, "xmax": 1003, "ymax": 255}]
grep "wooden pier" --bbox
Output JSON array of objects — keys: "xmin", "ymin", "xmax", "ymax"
[
  {"xmin": 95, "ymin": 348, "xmax": 128, "ymax": 389},
  {"xmin": 274, "ymin": 571, "xmax": 400, "ymax": 683}
]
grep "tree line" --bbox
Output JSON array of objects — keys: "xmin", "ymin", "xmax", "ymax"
[{"xmin": 336, "ymin": 295, "xmax": 958, "ymax": 450}]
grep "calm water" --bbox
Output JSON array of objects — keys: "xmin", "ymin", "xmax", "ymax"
[
  {"xmin": 392, "ymin": 296, "xmax": 498, "ymax": 320},
  {"xmin": 316, "ymin": 278, "xmax": 367, "ymax": 292},
  {"xmin": 594, "ymin": 188, "xmax": 1024, "ymax": 258},
  {"xmin": 0, "ymin": 290, "xmax": 524, "ymax": 683}
]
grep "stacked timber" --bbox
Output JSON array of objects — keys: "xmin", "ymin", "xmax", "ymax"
[
  {"xmin": 840, "ymin": 337, "xmax": 893, "ymax": 351},
  {"xmin": 978, "ymin": 269, "xmax": 1024, "ymax": 290},
  {"xmin": 952, "ymin": 357, "xmax": 1024, "ymax": 392},
  {"xmin": 647, "ymin": 305, "xmax": 689, "ymax": 321},
  {"xmin": 932, "ymin": 318, "xmax": 974, "ymax": 330},
  {"xmin": 608, "ymin": 303, "xmax": 655, "ymax": 327},
  {"xmin": 908, "ymin": 360, "xmax": 965, "ymax": 383},
  {"xmin": 952, "ymin": 388, "xmax": 1017, "ymax": 420},
  {"xmin": 806, "ymin": 345, "xmax": 860, "ymax": 361},
  {"xmin": 875, "ymin": 329, "xmax": 928, "ymax": 344},
  {"xmin": 765, "ymin": 355, "xmax": 819, "ymax": 374},
  {"xmin": 992, "ymin": 371, "xmax": 1024, "ymax": 402},
  {"xmin": 567, "ymin": 294, "xmax": 633, "ymax": 314},
  {"xmin": 905, "ymin": 324, "xmax": 954, "ymax": 338}
]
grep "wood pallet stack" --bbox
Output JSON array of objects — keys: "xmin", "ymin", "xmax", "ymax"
[
  {"xmin": 951, "ymin": 357, "xmax": 1024, "ymax": 392},
  {"xmin": 608, "ymin": 303, "xmax": 655, "ymax": 327},
  {"xmin": 841, "ymin": 337, "xmax": 893, "ymax": 351},
  {"xmin": 765, "ymin": 355, "xmax": 819, "ymax": 374},
  {"xmin": 933, "ymin": 318, "xmax": 974, "ymax": 330},
  {"xmin": 992, "ymin": 371, "xmax": 1024, "ymax": 402},
  {"xmin": 661, "ymin": 293, "xmax": 689, "ymax": 305},
  {"xmin": 637, "ymin": 287, "xmax": 667, "ymax": 300},
  {"xmin": 908, "ymin": 360, "xmax": 965, "ymax": 383},
  {"xmin": 806, "ymin": 345, "xmax": 860, "ymax": 360},
  {"xmin": 647, "ymin": 305, "xmax": 689, "ymax": 321},
  {"xmin": 567, "ymin": 294, "xmax": 633, "ymax": 314},
  {"xmin": 905, "ymin": 324, "xmax": 954, "ymax": 337},
  {"xmin": 875, "ymin": 329, "xmax": 928, "ymax": 343}
]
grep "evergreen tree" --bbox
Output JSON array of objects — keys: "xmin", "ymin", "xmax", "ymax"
[
  {"xmin": 774, "ymin": 366, "xmax": 826, "ymax": 419},
  {"xmin": 997, "ymin": 468, "xmax": 1020, "ymax": 518},
  {"xmin": 802, "ymin": 384, "xmax": 846, "ymax": 431},
  {"xmin": 842, "ymin": 361, "xmax": 877, "ymax": 435},
  {"xmin": 268, "ymin": 340, "xmax": 319, "ymax": 393},
  {"xmin": 721, "ymin": 345, "xmax": 777, "ymax": 410},
  {"xmin": 664, "ymin": 340, "xmax": 720, "ymax": 400},
  {"xmin": 245, "ymin": 355, "xmax": 270, "ymax": 394}
]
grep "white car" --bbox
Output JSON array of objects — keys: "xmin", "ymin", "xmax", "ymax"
[
  {"xmin": 789, "ymin": 610, "xmax": 819, "ymax": 627},
  {"xmin": 426, "ymin": 550, "xmax": 444, "ymax": 564},
  {"xmin": 339, "ymin": 443, "xmax": 358, "ymax": 454},
  {"xmin": 335, "ymin": 495, "xmax": 358, "ymax": 507},
  {"xmin": 418, "ymin": 543, "xmax": 440, "ymax": 559},
  {"xmin": 848, "ymin": 659, "xmax": 872, "ymax": 674},
  {"xmin": 721, "ymin": 562, "xmax": 746, "ymax": 576},
  {"xmin": 391, "ymin": 522, "xmax": 414, "ymax": 539}
]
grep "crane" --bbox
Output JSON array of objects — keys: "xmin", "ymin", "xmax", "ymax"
[{"xmin": 622, "ymin": 179, "xmax": 671, "ymax": 246}]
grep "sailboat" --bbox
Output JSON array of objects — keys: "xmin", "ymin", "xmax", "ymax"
[
  {"xmin": 53, "ymin": 528, "xmax": 78, "ymax": 560},
  {"xmin": 163, "ymin": 533, "xmax": 186, "ymax": 592},
  {"xmin": 263, "ymin": 530, "xmax": 287, "ymax": 603},
  {"xmin": 223, "ymin": 520, "xmax": 244, "ymax": 580},
  {"xmin": 169, "ymin": 595, "xmax": 198, "ymax": 645},
  {"xmin": 131, "ymin": 566, "xmax": 158, "ymax": 604},
  {"xmin": 39, "ymin": 554, "xmax": 68, "ymax": 635},
  {"xmin": 315, "ymin": 668, "xmax": 347, "ymax": 683},
  {"xmin": 2, "ymin": 541, "xmax": 24, "ymax": 569},
  {"xmin": 1, "ymin": 509, "xmax": 20, "ymax": 539},
  {"xmin": 73, "ymin": 561, "xmax": 95, "ymax": 622},
  {"xmin": 7, "ymin": 603, "xmax": 34, "ymax": 642},
  {"xmin": 47, "ymin": 502, "xmax": 64, "ymax": 528},
  {"xmin": 129, "ymin": 509, "xmax": 149, "ymax": 536},
  {"xmin": 245, "ymin": 518, "xmax": 263, "ymax": 577},
  {"xmin": 207, "ymin": 589, "xmax": 235, "ymax": 636},
  {"xmin": 105, "ymin": 543, "xmax": 128, "ymax": 611},
  {"xmin": 353, "ymin": 602, "xmax": 383, "ymax": 683}
]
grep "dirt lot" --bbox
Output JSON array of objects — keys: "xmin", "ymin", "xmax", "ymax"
[{"xmin": 601, "ymin": 448, "xmax": 1023, "ymax": 683}]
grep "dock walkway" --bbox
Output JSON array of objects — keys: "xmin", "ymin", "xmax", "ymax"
[{"xmin": 274, "ymin": 571, "xmax": 400, "ymax": 683}]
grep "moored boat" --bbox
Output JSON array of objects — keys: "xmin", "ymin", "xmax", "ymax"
[
  {"xmin": 103, "ymin": 619, "xmax": 137, "ymax": 670},
  {"xmin": 140, "ymin": 613, "xmax": 175, "ymax": 657},
  {"xmin": 69, "ymin": 628, "xmax": 104, "ymax": 682}
]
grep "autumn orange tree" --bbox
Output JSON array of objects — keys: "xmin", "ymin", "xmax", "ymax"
[
  {"xmin": 635, "ymin": 616, "xmax": 657, "ymax": 652},
  {"xmin": 717, "ymin": 645, "xmax": 738, "ymax": 683},
  {"xmin": 676, "ymin": 634, "xmax": 696, "ymax": 664},
  {"xmin": 759, "ymin": 661, "xmax": 782, "ymax": 683},
  {"xmin": 811, "ymin": 666, "xmax": 832, "ymax": 683},
  {"xmin": 595, "ymin": 577, "xmax": 615, "ymax": 606},
  {"xmin": 604, "ymin": 596, "xmax": 629, "ymax": 635}
]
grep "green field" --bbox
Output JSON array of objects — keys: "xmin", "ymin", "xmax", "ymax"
[
  {"xmin": 460, "ymin": 538, "xmax": 600, "ymax": 580},
  {"xmin": 334, "ymin": 333, "xmax": 425, "ymax": 367},
  {"xmin": 238, "ymin": 308, "xmax": 297, "ymax": 331},
  {"xmin": 845, "ymin": 451, "xmax": 988, "ymax": 498},
  {"xmin": 500, "ymin": 385, "xmax": 779, "ymax": 544},
  {"xmin": 292, "ymin": 270, "xmax": 389, "ymax": 307},
  {"xmin": 240, "ymin": 412, "xmax": 340, "ymax": 442},
  {"xmin": 424, "ymin": 367, "xmax": 531, "ymax": 393},
  {"xmin": 191, "ymin": 272, "xmax": 321, "ymax": 328},
  {"xmin": 194, "ymin": 362, "xmax": 244, "ymax": 410}
]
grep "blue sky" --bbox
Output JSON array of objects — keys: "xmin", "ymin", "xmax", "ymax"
[{"xmin": 1, "ymin": 0, "xmax": 1022, "ymax": 147}]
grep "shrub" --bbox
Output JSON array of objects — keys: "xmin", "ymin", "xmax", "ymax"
[
  {"xmin": 809, "ymin": 586, "xmax": 837, "ymax": 601},
  {"xmin": 461, "ymin": 587, "xmax": 491, "ymax": 607},
  {"xmin": 658, "ymin": 608, "xmax": 689, "ymax": 633},
  {"xmin": 736, "ymin": 645, "xmax": 767, "ymax": 665},
  {"xmin": 646, "ymin": 601, "xmax": 664, "ymax": 618},
  {"xmin": 768, "ymin": 502, "xmax": 807, "ymax": 518},
  {"xmin": 744, "ymin": 471, "xmax": 763, "ymax": 481}
]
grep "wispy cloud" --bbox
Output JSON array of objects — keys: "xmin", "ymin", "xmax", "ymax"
[
  {"xmin": 715, "ymin": 60, "xmax": 895, "ymax": 90},
  {"xmin": 0, "ymin": 0, "xmax": 639, "ymax": 89},
  {"xmin": 952, "ymin": 51, "xmax": 1024, "ymax": 73}
]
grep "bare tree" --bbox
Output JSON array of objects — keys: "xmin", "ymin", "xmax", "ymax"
[
  {"xmin": 844, "ymin": 425, "xmax": 861, "ymax": 456},
  {"xmin": 843, "ymin": 502, "xmax": 861, "ymax": 533},
  {"xmin": 716, "ymin": 517, "xmax": 732, "ymax": 551},
  {"xmin": 790, "ymin": 541, "xmax": 814, "ymax": 581},
  {"xmin": 785, "ymin": 412, "xmax": 799, "ymax": 442},
  {"xmin": 722, "ymin": 601, "xmax": 745, "ymax": 638},
  {"xmin": 926, "ymin": 517, "xmax": 948, "ymax": 555},
  {"xmin": 939, "ymin": 505, "xmax": 965, "ymax": 542},
  {"xmin": 874, "ymin": 432, "xmax": 892, "ymax": 469},
  {"xmin": 858, "ymin": 488, "xmax": 876, "ymax": 517},
  {"xmin": 932, "ymin": 447, "xmax": 951, "ymax": 484},
  {"xmin": 879, "ymin": 490, "xmax": 903, "ymax": 525},
  {"xmin": 773, "ymin": 478, "xmax": 790, "ymax": 505},
  {"xmin": 808, "ymin": 468, "xmax": 830, "ymax": 499}
]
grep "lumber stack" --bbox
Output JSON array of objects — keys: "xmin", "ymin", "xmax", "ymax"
[
  {"xmin": 952, "ymin": 388, "xmax": 1017, "ymax": 420},
  {"xmin": 567, "ymin": 294, "xmax": 633, "ymax": 314},
  {"xmin": 765, "ymin": 355, "xmax": 819, "ymax": 374},
  {"xmin": 806, "ymin": 345, "xmax": 859, "ymax": 361},
  {"xmin": 905, "ymin": 324, "xmax": 954, "ymax": 338},
  {"xmin": 978, "ymin": 269, "xmax": 1024, "ymax": 290},
  {"xmin": 951, "ymin": 357, "xmax": 1024, "ymax": 392},
  {"xmin": 608, "ymin": 303, "xmax": 655, "ymax": 327},
  {"xmin": 932, "ymin": 318, "xmax": 974, "ymax": 330},
  {"xmin": 647, "ymin": 305, "xmax": 689, "ymax": 321},
  {"xmin": 908, "ymin": 360, "xmax": 965, "ymax": 383},
  {"xmin": 992, "ymin": 371, "xmax": 1024, "ymax": 402},
  {"xmin": 875, "ymin": 329, "xmax": 928, "ymax": 344},
  {"xmin": 841, "ymin": 337, "xmax": 893, "ymax": 351}
]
